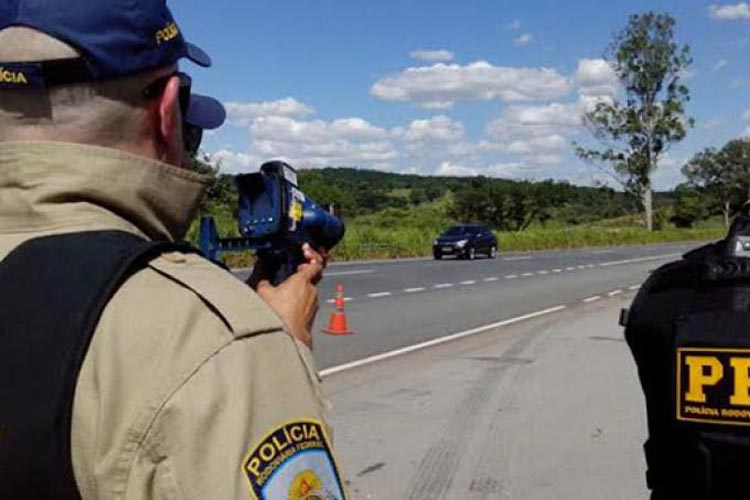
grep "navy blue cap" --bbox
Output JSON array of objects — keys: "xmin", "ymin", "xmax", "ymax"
[
  {"xmin": 0, "ymin": 0, "xmax": 210, "ymax": 79},
  {"xmin": 0, "ymin": 0, "xmax": 226, "ymax": 130},
  {"xmin": 187, "ymin": 94, "xmax": 226, "ymax": 131}
]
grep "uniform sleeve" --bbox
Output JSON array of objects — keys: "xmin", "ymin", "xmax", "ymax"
[{"xmin": 124, "ymin": 331, "xmax": 348, "ymax": 500}]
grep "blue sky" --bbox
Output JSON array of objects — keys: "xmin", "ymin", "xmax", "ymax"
[{"xmin": 171, "ymin": 0, "xmax": 750, "ymax": 189}]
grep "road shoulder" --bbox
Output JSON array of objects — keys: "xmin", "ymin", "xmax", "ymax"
[{"xmin": 324, "ymin": 296, "xmax": 649, "ymax": 500}]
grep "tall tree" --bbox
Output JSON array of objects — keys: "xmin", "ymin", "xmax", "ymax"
[
  {"xmin": 683, "ymin": 139, "xmax": 750, "ymax": 228},
  {"xmin": 575, "ymin": 12, "xmax": 693, "ymax": 231}
]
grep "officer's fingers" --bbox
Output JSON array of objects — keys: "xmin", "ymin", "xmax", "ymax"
[
  {"xmin": 302, "ymin": 243, "xmax": 327, "ymax": 268},
  {"xmin": 297, "ymin": 261, "xmax": 324, "ymax": 284},
  {"xmin": 254, "ymin": 279, "xmax": 275, "ymax": 298}
]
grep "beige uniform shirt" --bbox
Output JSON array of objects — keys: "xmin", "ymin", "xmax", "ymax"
[{"xmin": 0, "ymin": 142, "xmax": 345, "ymax": 500}]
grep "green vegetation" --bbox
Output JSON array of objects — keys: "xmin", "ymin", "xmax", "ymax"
[
  {"xmin": 575, "ymin": 12, "xmax": 693, "ymax": 231},
  {"xmin": 187, "ymin": 161, "xmax": 725, "ymax": 267}
]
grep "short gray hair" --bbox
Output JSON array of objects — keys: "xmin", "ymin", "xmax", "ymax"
[{"xmin": 0, "ymin": 26, "xmax": 169, "ymax": 146}]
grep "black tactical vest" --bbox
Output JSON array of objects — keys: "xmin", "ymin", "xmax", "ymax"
[
  {"xmin": 0, "ymin": 231, "xmax": 191, "ymax": 499},
  {"xmin": 625, "ymin": 217, "xmax": 750, "ymax": 499}
]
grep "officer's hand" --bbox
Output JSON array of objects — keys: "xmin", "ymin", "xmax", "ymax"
[{"xmin": 252, "ymin": 244, "xmax": 326, "ymax": 349}]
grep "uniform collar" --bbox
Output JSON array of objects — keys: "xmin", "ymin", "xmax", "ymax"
[{"xmin": 0, "ymin": 141, "xmax": 208, "ymax": 242}]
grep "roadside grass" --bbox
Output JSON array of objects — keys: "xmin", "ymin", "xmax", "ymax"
[{"xmin": 187, "ymin": 203, "xmax": 725, "ymax": 266}]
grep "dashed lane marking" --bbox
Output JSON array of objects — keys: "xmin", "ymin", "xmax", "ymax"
[
  {"xmin": 460, "ymin": 280, "xmax": 477, "ymax": 285},
  {"xmin": 405, "ymin": 287, "xmax": 426, "ymax": 293},
  {"xmin": 484, "ymin": 277, "xmax": 499, "ymax": 282},
  {"xmin": 553, "ymin": 269, "xmax": 562, "ymax": 273},
  {"xmin": 434, "ymin": 283, "xmax": 454, "ymax": 289},
  {"xmin": 608, "ymin": 290, "xmax": 623, "ymax": 297},
  {"xmin": 566, "ymin": 267, "xmax": 576, "ymax": 271},
  {"xmin": 598, "ymin": 253, "xmax": 681, "ymax": 267},
  {"xmin": 325, "ymin": 269, "xmax": 375, "ymax": 277},
  {"xmin": 367, "ymin": 292, "xmax": 392, "ymax": 298},
  {"xmin": 629, "ymin": 285, "xmax": 641, "ymax": 290},
  {"xmin": 522, "ymin": 272, "xmax": 534, "ymax": 277},
  {"xmin": 503, "ymin": 256, "xmax": 534, "ymax": 261},
  {"xmin": 319, "ymin": 305, "xmax": 568, "ymax": 377},
  {"xmin": 584, "ymin": 296, "xmax": 601, "ymax": 303},
  {"xmin": 537, "ymin": 270, "xmax": 549, "ymax": 275},
  {"xmin": 505, "ymin": 275, "xmax": 518, "ymax": 279}
]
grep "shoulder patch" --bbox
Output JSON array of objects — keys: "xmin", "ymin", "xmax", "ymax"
[
  {"xmin": 243, "ymin": 419, "xmax": 347, "ymax": 499},
  {"xmin": 148, "ymin": 252, "xmax": 284, "ymax": 337}
]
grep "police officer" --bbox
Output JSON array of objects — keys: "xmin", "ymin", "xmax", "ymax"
[{"xmin": 0, "ymin": 1, "xmax": 348, "ymax": 499}]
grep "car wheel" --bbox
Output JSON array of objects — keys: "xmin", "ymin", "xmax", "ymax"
[
  {"xmin": 434, "ymin": 252, "xmax": 442, "ymax": 260},
  {"xmin": 467, "ymin": 247, "xmax": 476, "ymax": 260},
  {"xmin": 489, "ymin": 245, "xmax": 497, "ymax": 259}
]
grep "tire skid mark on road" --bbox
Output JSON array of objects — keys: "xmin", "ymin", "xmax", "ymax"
[{"xmin": 402, "ymin": 306, "xmax": 564, "ymax": 500}]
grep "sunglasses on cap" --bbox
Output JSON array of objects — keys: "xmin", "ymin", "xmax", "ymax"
[{"xmin": 143, "ymin": 72, "xmax": 203, "ymax": 156}]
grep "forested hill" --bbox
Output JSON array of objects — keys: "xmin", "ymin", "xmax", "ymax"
[{"xmin": 297, "ymin": 167, "xmax": 671, "ymax": 229}]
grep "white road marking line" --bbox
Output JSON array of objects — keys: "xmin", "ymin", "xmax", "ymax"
[
  {"xmin": 405, "ymin": 287, "xmax": 426, "ymax": 293},
  {"xmin": 327, "ymin": 297, "xmax": 353, "ymax": 304},
  {"xmin": 484, "ymin": 277, "xmax": 499, "ymax": 282},
  {"xmin": 319, "ymin": 305, "xmax": 568, "ymax": 377},
  {"xmin": 587, "ymin": 264, "xmax": 596, "ymax": 269},
  {"xmin": 584, "ymin": 296, "xmax": 601, "ymax": 303},
  {"xmin": 566, "ymin": 267, "xmax": 576, "ymax": 271},
  {"xmin": 537, "ymin": 270, "xmax": 549, "ymax": 275},
  {"xmin": 460, "ymin": 280, "xmax": 477, "ymax": 285},
  {"xmin": 553, "ymin": 269, "xmax": 562, "ymax": 273},
  {"xmin": 608, "ymin": 290, "xmax": 623, "ymax": 297},
  {"xmin": 577, "ymin": 265, "xmax": 587, "ymax": 270},
  {"xmin": 367, "ymin": 292, "xmax": 392, "ymax": 298},
  {"xmin": 599, "ymin": 253, "xmax": 681, "ymax": 267},
  {"xmin": 629, "ymin": 285, "xmax": 641, "ymax": 290},
  {"xmin": 522, "ymin": 272, "xmax": 534, "ymax": 277},
  {"xmin": 434, "ymin": 283, "xmax": 454, "ymax": 289},
  {"xmin": 503, "ymin": 256, "xmax": 534, "ymax": 261},
  {"xmin": 325, "ymin": 269, "xmax": 375, "ymax": 277},
  {"xmin": 505, "ymin": 275, "xmax": 518, "ymax": 279}
]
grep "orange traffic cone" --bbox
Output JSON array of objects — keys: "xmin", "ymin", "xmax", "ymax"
[{"xmin": 322, "ymin": 283, "xmax": 354, "ymax": 336}]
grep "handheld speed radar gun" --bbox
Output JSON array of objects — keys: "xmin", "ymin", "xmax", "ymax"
[{"xmin": 199, "ymin": 161, "xmax": 345, "ymax": 284}]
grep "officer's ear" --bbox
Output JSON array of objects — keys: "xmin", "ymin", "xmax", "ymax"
[{"xmin": 156, "ymin": 75, "xmax": 184, "ymax": 166}]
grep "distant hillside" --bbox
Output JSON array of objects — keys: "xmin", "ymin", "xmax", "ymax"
[{"xmin": 297, "ymin": 167, "xmax": 674, "ymax": 226}]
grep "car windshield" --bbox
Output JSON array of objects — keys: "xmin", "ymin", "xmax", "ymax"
[{"xmin": 444, "ymin": 226, "xmax": 471, "ymax": 236}]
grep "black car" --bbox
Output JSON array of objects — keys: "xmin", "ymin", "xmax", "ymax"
[{"xmin": 433, "ymin": 224, "xmax": 498, "ymax": 260}]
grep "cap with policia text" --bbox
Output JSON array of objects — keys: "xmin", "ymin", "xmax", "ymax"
[{"xmin": 0, "ymin": 0, "xmax": 225, "ymax": 130}]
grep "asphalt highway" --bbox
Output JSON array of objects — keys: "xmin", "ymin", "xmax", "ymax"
[
  {"xmin": 324, "ymin": 294, "xmax": 648, "ymax": 499},
  {"xmin": 235, "ymin": 241, "xmax": 707, "ymax": 369}
]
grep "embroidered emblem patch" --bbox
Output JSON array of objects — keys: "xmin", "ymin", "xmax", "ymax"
[
  {"xmin": 677, "ymin": 347, "xmax": 750, "ymax": 426},
  {"xmin": 243, "ymin": 420, "xmax": 346, "ymax": 499}
]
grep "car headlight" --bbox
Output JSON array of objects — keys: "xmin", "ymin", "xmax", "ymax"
[
  {"xmin": 433, "ymin": 239, "xmax": 439, "ymax": 246},
  {"xmin": 456, "ymin": 239, "xmax": 468, "ymax": 248}
]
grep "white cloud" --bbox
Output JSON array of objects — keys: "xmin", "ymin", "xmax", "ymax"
[
  {"xmin": 709, "ymin": 3, "xmax": 750, "ymax": 20},
  {"xmin": 392, "ymin": 115, "xmax": 465, "ymax": 144},
  {"xmin": 251, "ymin": 116, "xmax": 388, "ymax": 143},
  {"xmin": 247, "ymin": 116, "xmax": 396, "ymax": 169},
  {"xmin": 225, "ymin": 98, "xmax": 315, "ymax": 127},
  {"xmin": 513, "ymin": 33, "xmax": 534, "ymax": 47},
  {"xmin": 742, "ymin": 108, "xmax": 750, "ymax": 121},
  {"xmin": 436, "ymin": 161, "xmax": 479, "ymax": 177},
  {"xmin": 410, "ymin": 49, "xmax": 455, "ymax": 63},
  {"xmin": 370, "ymin": 61, "xmax": 571, "ymax": 108},
  {"xmin": 713, "ymin": 59, "xmax": 729, "ymax": 71},
  {"xmin": 700, "ymin": 117, "xmax": 727, "ymax": 129},
  {"xmin": 576, "ymin": 58, "xmax": 619, "ymax": 98},
  {"xmin": 210, "ymin": 149, "xmax": 259, "ymax": 173}
]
